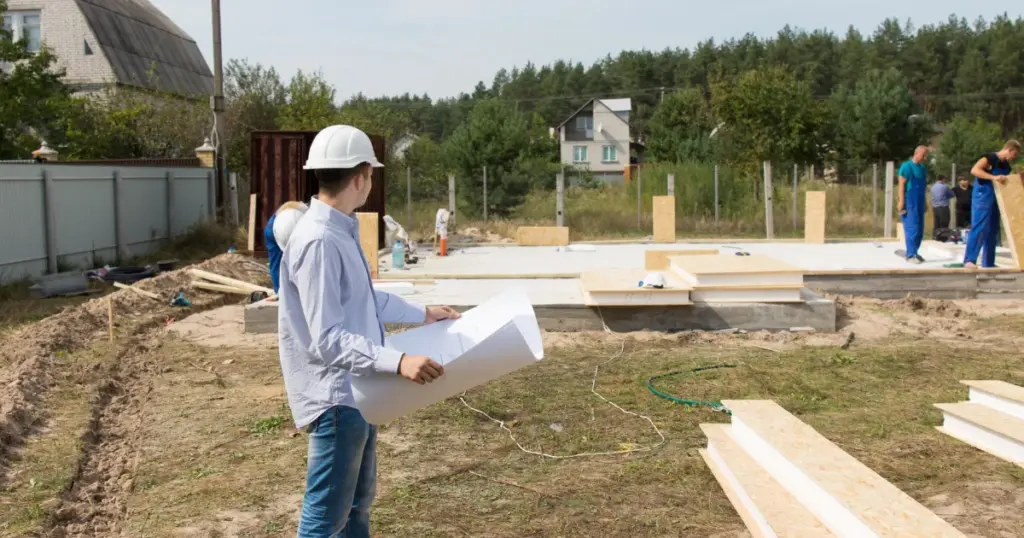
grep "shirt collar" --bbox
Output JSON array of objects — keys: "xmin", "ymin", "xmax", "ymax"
[{"xmin": 310, "ymin": 198, "xmax": 358, "ymax": 235}]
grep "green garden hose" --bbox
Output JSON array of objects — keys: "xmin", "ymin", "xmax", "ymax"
[{"xmin": 646, "ymin": 364, "xmax": 738, "ymax": 415}]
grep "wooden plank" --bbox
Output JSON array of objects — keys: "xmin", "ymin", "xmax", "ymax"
[
  {"xmin": 962, "ymin": 380, "xmax": 1024, "ymax": 404},
  {"xmin": 936, "ymin": 402, "xmax": 1024, "ymax": 445},
  {"xmin": 897, "ymin": 222, "xmax": 905, "ymax": 242},
  {"xmin": 193, "ymin": 281, "xmax": 253, "ymax": 295},
  {"xmin": 644, "ymin": 249, "xmax": 719, "ymax": 270},
  {"xmin": 189, "ymin": 269, "xmax": 273, "ymax": 294},
  {"xmin": 652, "ymin": 196, "xmax": 676, "ymax": 243},
  {"xmin": 580, "ymin": 269, "xmax": 693, "ymax": 293},
  {"xmin": 994, "ymin": 174, "xmax": 1024, "ymax": 269},
  {"xmin": 724, "ymin": 400, "xmax": 967, "ymax": 537},
  {"xmin": 357, "ymin": 212, "xmax": 380, "ymax": 278},
  {"xmin": 701, "ymin": 424, "xmax": 836, "ymax": 538},
  {"xmin": 516, "ymin": 226, "xmax": 570, "ymax": 246},
  {"xmin": 247, "ymin": 193, "xmax": 257, "ymax": 252},
  {"xmin": 113, "ymin": 282, "xmax": 160, "ymax": 300},
  {"xmin": 804, "ymin": 191, "xmax": 826, "ymax": 244}
]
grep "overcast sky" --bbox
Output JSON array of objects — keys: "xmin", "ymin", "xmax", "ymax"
[{"xmin": 151, "ymin": 0, "xmax": 1020, "ymax": 101}]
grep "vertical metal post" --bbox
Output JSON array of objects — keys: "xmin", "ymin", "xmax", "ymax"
[
  {"xmin": 229, "ymin": 172, "xmax": 239, "ymax": 226},
  {"xmin": 113, "ymin": 170, "xmax": 126, "ymax": 261},
  {"xmin": 482, "ymin": 166, "xmax": 488, "ymax": 221},
  {"xmin": 556, "ymin": 172, "xmax": 565, "ymax": 227},
  {"xmin": 211, "ymin": 0, "xmax": 226, "ymax": 209},
  {"xmin": 951, "ymin": 163, "xmax": 958, "ymax": 228},
  {"xmin": 406, "ymin": 166, "xmax": 412, "ymax": 229},
  {"xmin": 166, "ymin": 171, "xmax": 175, "ymax": 239},
  {"xmin": 792, "ymin": 164, "xmax": 799, "ymax": 231},
  {"xmin": 714, "ymin": 164, "xmax": 720, "ymax": 227},
  {"xmin": 667, "ymin": 173, "xmax": 675, "ymax": 197},
  {"xmin": 763, "ymin": 161, "xmax": 774, "ymax": 240},
  {"xmin": 884, "ymin": 161, "xmax": 895, "ymax": 239},
  {"xmin": 872, "ymin": 163, "xmax": 879, "ymax": 235},
  {"xmin": 448, "ymin": 173, "xmax": 456, "ymax": 228},
  {"xmin": 952, "ymin": 163, "xmax": 957, "ymax": 181},
  {"xmin": 636, "ymin": 166, "xmax": 643, "ymax": 229},
  {"xmin": 207, "ymin": 170, "xmax": 216, "ymax": 220},
  {"xmin": 42, "ymin": 168, "xmax": 58, "ymax": 274}
]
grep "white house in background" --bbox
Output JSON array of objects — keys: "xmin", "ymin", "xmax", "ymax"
[
  {"xmin": 557, "ymin": 98, "xmax": 638, "ymax": 184},
  {"xmin": 391, "ymin": 133, "xmax": 419, "ymax": 160},
  {"xmin": 3, "ymin": 0, "xmax": 213, "ymax": 97}
]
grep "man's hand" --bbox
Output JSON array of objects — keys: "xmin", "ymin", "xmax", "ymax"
[
  {"xmin": 994, "ymin": 175, "xmax": 1008, "ymax": 184},
  {"xmin": 898, "ymin": 202, "xmax": 906, "ymax": 215},
  {"xmin": 425, "ymin": 305, "xmax": 461, "ymax": 324},
  {"xmin": 398, "ymin": 355, "xmax": 444, "ymax": 385}
]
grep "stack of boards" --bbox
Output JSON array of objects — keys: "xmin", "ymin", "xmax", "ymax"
[
  {"xmin": 701, "ymin": 400, "xmax": 966, "ymax": 537},
  {"xmin": 935, "ymin": 380, "xmax": 1024, "ymax": 467},
  {"xmin": 580, "ymin": 253, "xmax": 804, "ymax": 307}
]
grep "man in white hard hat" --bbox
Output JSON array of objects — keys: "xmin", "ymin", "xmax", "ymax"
[{"xmin": 277, "ymin": 125, "xmax": 459, "ymax": 538}]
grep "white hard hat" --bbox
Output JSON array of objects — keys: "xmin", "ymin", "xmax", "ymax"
[
  {"xmin": 304, "ymin": 125, "xmax": 383, "ymax": 170},
  {"xmin": 273, "ymin": 205, "xmax": 308, "ymax": 248},
  {"xmin": 642, "ymin": 271, "xmax": 666, "ymax": 288}
]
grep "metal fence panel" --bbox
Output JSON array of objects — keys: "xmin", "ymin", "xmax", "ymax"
[{"xmin": 0, "ymin": 167, "xmax": 47, "ymax": 282}]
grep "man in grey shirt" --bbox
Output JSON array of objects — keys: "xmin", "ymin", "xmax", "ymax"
[
  {"xmin": 930, "ymin": 175, "xmax": 954, "ymax": 237},
  {"xmin": 279, "ymin": 125, "xmax": 459, "ymax": 537}
]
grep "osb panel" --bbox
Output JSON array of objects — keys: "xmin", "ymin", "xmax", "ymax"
[
  {"xmin": 804, "ymin": 191, "xmax": 826, "ymax": 244},
  {"xmin": 356, "ymin": 212, "xmax": 379, "ymax": 278},
  {"xmin": 580, "ymin": 269, "xmax": 692, "ymax": 292},
  {"xmin": 994, "ymin": 174, "xmax": 1024, "ymax": 269},
  {"xmin": 516, "ymin": 226, "xmax": 570, "ymax": 246},
  {"xmin": 897, "ymin": 222, "xmax": 905, "ymax": 242},
  {"xmin": 652, "ymin": 196, "xmax": 676, "ymax": 243},
  {"xmin": 669, "ymin": 254, "xmax": 802, "ymax": 275},
  {"xmin": 645, "ymin": 249, "xmax": 719, "ymax": 271}
]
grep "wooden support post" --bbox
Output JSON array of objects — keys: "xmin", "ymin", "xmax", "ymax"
[
  {"xmin": 247, "ymin": 194, "xmax": 257, "ymax": 251},
  {"xmin": 482, "ymin": 166, "xmax": 488, "ymax": 221},
  {"xmin": 108, "ymin": 296, "xmax": 114, "ymax": 342},
  {"xmin": 357, "ymin": 212, "xmax": 380, "ymax": 278},
  {"xmin": 636, "ymin": 166, "xmax": 643, "ymax": 229},
  {"xmin": 652, "ymin": 196, "xmax": 676, "ymax": 243},
  {"xmin": 804, "ymin": 191, "xmax": 827, "ymax": 244},
  {"xmin": 884, "ymin": 162, "xmax": 895, "ymax": 239},
  {"xmin": 229, "ymin": 172, "xmax": 239, "ymax": 226},
  {"xmin": 993, "ymin": 174, "xmax": 1024, "ymax": 269},
  {"xmin": 555, "ymin": 172, "xmax": 565, "ymax": 227},
  {"xmin": 872, "ymin": 163, "xmax": 879, "ymax": 235},
  {"xmin": 714, "ymin": 164, "xmax": 720, "ymax": 228},
  {"xmin": 792, "ymin": 164, "xmax": 798, "ymax": 231},
  {"xmin": 763, "ymin": 161, "xmax": 774, "ymax": 240}
]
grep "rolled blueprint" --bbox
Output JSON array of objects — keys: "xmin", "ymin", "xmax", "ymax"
[{"xmin": 351, "ymin": 288, "xmax": 544, "ymax": 425}]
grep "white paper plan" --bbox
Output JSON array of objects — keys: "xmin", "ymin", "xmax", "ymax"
[{"xmin": 351, "ymin": 288, "xmax": 544, "ymax": 425}]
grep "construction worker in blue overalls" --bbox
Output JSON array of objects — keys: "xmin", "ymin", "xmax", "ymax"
[
  {"xmin": 266, "ymin": 201, "xmax": 309, "ymax": 293},
  {"xmin": 963, "ymin": 140, "xmax": 1022, "ymax": 269},
  {"xmin": 897, "ymin": 146, "xmax": 930, "ymax": 264}
]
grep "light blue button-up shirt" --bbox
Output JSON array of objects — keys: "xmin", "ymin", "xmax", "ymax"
[{"xmin": 278, "ymin": 199, "xmax": 426, "ymax": 428}]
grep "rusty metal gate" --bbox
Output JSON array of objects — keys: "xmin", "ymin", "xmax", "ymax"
[{"xmin": 250, "ymin": 130, "xmax": 387, "ymax": 251}]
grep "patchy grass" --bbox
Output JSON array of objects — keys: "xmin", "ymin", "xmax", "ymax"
[
  {"xmin": 97, "ymin": 329, "xmax": 1024, "ymax": 537},
  {"xmin": 0, "ymin": 344, "xmax": 115, "ymax": 537}
]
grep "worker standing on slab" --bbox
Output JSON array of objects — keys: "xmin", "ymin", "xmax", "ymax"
[
  {"xmin": 930, "ymin": 175, "xmax": 954, "ymax": 237},
  {"xmin": 963, "ymin": 140, "xmax": 1021, "ymax": 269},
  {"xmin": 952, "ymin": 175, "xmax": 973, "ymax": 231},
  {"xmin": 266, "ymin": 201, "xmax": 308, "ymax": 294},
  {"xmin": 278, "ymin": 125, "xmax": 460, "ymax": 538},
  {"xmin": 897, "ymin": 146, "xmax": 930, "ymax": 264}
]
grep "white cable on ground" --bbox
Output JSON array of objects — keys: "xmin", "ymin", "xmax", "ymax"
[{"xmin": 459, "ymin": 307, "xmax": 666, "ymax": 460}]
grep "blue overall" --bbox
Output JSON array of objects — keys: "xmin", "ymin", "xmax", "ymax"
[
  {"xmin": 899, "ymin": 160, "xmax": 927, "ymax": 259},
  {"xmin": 964, "ymin": 153, "xmax": 1011, "ymax": 268},
  {"xmin": 264, "ymin": 214, "xmax": 282, "ymax": 293}
]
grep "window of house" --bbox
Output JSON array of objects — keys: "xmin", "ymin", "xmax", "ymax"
[
  {"xmin": 4, "ymin": 11, "xmax": 42, "ymax": 53},
  {"xmin": 602, "ymin": 145, "xmax": 617, "ymax": 162},
  {"xmin": 573, "ymin": 146, "xmax": 588, "ymax": 163}
]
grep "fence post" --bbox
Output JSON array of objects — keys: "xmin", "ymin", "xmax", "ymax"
[
  {"xmin": 763, "ymin": 161, "xmax": 774, "ymax": 240},
  {"xmin": 636, "ymin": 166, "xmax": 643, "ymax": 229},
  {"xmin": 714, "ymin": 164, "xmax": 720, "ymax": 227},
  {"xmin": 482, "ymin": 166, "xmax": 488, "ymax": 221},
  {"xmin": 556, "ymin": 172, "xmax": 565, "ymax": 227},
  {"xmin": 792, "ymin": 164, "xmax": 799, "ymax": 231},
  {"xmin": 872, "ymin": 163, "xmax": 879, "ymax": 235},
  {"xmin": 448, "ymin": 173, "xmax": 456, "ymax": 228},
  {"xmin": 166, "ymin": 171, "xmax": 175, "ymax": 239},
  {"xmin": 207, "ymin": 170, "xmax": 216, "ymax": 220},
  {"xmin": 667, "ymin": 173, "xmax": 675, "ymax": 196},
  {"xmin": 42, "ymin": 168, "xmax": 57, "ymax": 274},
  {"xmin": 228, "ymin": 172, "xmax": 239, "ymax": 226},
  {"xmin": 406, "ymin": 166, "xmax": 412, "ymax": 229},
  {"xmin": 113, "ymin": 170, "xmax": 127, "ymax": 261},
  {"xmin": 884, "ymin": 161, "xmax": 895, "ymax": 239}
]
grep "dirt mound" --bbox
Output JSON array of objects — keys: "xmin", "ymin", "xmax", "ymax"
[
  {"xmin": 834, "ymin": 295, "xmax": 968, "ymax": 319},
  {"xmin": 0, "ymin": 254, "xmax": 269, "ymax": 480}
]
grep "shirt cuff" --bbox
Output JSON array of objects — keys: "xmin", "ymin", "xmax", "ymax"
[
  {"xmin": 410, "ymin": 303, "xmax": 428, "ymax": 324},
  {"xmin": 374, "ymin": 347, "xmax": 405, "ymax": 375}
]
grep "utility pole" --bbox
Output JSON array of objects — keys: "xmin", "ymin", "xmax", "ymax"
[
  {"xmin": 660, "ymin": 87, "xmax": 665, "ymax": 103},
  {"xmin": 211, "ymin": 0, "xmax": 226, "ymax": 215}
]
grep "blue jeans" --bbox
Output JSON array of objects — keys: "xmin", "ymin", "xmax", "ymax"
[{"xmin": 297, "ymin": 406, "xmax": 377, "ymax": 538}]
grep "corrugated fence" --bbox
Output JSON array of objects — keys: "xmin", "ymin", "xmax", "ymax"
[{"xmin": 0, "ymin": 163, "xmax": 214, "ymax": 284}]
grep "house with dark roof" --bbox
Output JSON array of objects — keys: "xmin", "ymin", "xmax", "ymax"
[
  {"xmin": 4, "ymin": 0, "xmax": 213, "ymax": 97},
  {"xmin": 557, "ymin": 98, "xmax": 642, "ymax": 184}
]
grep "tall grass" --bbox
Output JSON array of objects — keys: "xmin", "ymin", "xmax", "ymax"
[{"xmin": 396, "ymin": 162, "xmax": 893, "ymax": 241}]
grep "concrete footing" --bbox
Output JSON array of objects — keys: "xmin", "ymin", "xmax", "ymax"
[
  {"xmin": 244, "ymin": 288, "xmax": 836, "ymax": 334},
  {"xmin": 808, "ymin": 272, "xmax": 1024, "ymax": 300}
]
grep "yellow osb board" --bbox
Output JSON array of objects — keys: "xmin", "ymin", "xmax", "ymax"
[
  {"xmin": 897, "ymin": 222, "xmax": 905, "ymax": 242},
  {"xmin": 517, "ymin": 226, "xmax": 570, "ymax": 246},
  {"xmin": 356, "ymin": 212, "xmax": 379, "ymax": 278},
  {"xmin": 653, "ymin": 196, "xmax": 676, "ymax": 243},
  {"xmin": 804, "ymin": 191, "xmax": 826, "ymax": 244},
  {"xmin": 645, "ymin": 249, "xmax": 719, "ymax": 271},
  {"xmin": 580, "ymin": 269, "xmax": 692, "ymax": 293},
  {"xmin": 669, "ymin": 254, "xmax": 802, "ymax": 276},
  {"xmin": 994, "ymin": 174, "xmax": 1024, "ymax": 269}
]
